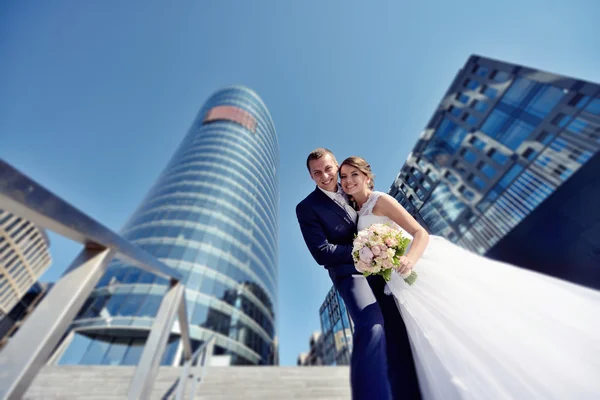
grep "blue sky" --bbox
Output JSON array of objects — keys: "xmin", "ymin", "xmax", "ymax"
[{"xmin": 1, "ymin": 0, "xmax": 599, "ymax": 366}]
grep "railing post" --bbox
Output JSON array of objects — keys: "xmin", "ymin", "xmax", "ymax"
[
  {"xmin": 0, "ymin": 247, "xmax": 115, "ymax": 400},
  {"xmin": 189, "ymin": 336, "xmax": 215, "ymax": 397},
  {"xmin": 127, "ymin": 282, "xmax": 185, "ymax": 400},
  {"xmin": 177, "ymin": 290, "xmax": 192, "ymax": 362},
  {"xmin": 174, "ymin": 355, "xmax": 193, "ymax": 400}
]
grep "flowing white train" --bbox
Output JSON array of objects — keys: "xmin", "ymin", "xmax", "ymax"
[{"xmin": 358, "ymin": 192, "xmax": 600, "ymax": 400}]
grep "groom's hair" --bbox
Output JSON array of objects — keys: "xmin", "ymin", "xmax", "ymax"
[{"xmin": 306, "ymin": 148, "xmax": 338, "ymax": 172}]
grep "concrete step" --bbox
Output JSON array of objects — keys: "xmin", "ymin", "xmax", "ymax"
[{"xmin": 24, "ymin": 365, "xmax": 351, "ymax": 399}]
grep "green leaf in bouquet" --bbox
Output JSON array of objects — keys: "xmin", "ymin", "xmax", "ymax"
[{"xmin": 382, "ymin": 268, "xmax": 392, "ymax": 282}]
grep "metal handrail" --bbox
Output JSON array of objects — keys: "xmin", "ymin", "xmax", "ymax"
[
  {"xmin": 175, "ymin": 335, "xmax": 216, "ymax": 400},
  {"xmin": 0, "ymin": 160, "xmax": 182, "ymax": 281},
  {"xmin": 0, "ymin": 159, "xmax": 194, "ymax": 400}
]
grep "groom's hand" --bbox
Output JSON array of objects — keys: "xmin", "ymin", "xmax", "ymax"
[{"xmin": 397, "ymin": 256, "xmax": 413, "ymax": 275}]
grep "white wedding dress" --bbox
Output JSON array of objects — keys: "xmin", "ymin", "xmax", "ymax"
[{"xmin": 357, "ymin": 191, "xmax": 600, "ymax": 400}]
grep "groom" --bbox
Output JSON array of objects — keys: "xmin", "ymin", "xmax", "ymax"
[{"xmin": 296, "ymin": 148, "xmax": 421, "ymax": 400}]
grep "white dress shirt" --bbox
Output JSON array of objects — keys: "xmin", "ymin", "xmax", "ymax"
[{"xmin": 319, "ymin": 185, "xmax": 358, "ymax": 223}]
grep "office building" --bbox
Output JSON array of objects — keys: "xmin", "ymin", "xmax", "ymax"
[
  {"xmin": 0, "ymin": 282, "xmax": 52, "ymax": 349},
  {"xmin": 297, "ymin": 331, "xmax": 325, "ymax": 366},
  {"xmin": 319, "ymin": 286, "xmax": 353, "ymax": 366},
  {"xmin": 55, "ymin": 86, "xmax": 279, "ymax": 366},
  {"xmin": 0, "ymin": 210, "xmax": 52, "ymax": 324},
  {"xmin": 389, "ymin": 55, "xmax": 600, "ymax": 288}
]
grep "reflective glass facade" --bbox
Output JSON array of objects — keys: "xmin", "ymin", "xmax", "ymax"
[
  {"xmin": 319, "ymin": 286, "xmax": 353, "ymax": 366},
  {"xmin": 58, "ymin": 86, "xmax": 279, "ymax": 366},
  {"xmin": 389, "ymin": 55, "xmax": 600, "ymax": 287},
  {"xmin": 1, "ymin": 282, "xmax": 51, "ymax": 349}
]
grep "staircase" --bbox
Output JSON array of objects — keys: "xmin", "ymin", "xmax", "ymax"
[{"xmin": 24, "ymin": 365, "xmax": 351, "ymax": 399}]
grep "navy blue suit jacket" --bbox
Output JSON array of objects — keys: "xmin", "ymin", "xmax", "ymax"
[{"xmin": 296, "ymin": 187, "xmax": 358, "ymax": 278}]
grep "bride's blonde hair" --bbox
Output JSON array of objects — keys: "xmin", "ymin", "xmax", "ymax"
[{"xmin": 339, "ymin": 156, "xmax": 375, "ymax": 190}]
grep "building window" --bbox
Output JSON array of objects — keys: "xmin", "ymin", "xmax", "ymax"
[
  {"xmin": 464, "ymin": 79, "xmax": 480, "ymax": 90},
  {"xmin": 481, "ymin": 109, "xmax": 510, "ymax": 138},
  {"xmin": 502, "ymin": 77, "xmax": 537, "ymax": 107},
  {"xmin": 501, "ymin": 119, "xmax": 536, "ymax": 150},
  {"xmin": 568, "ymin": 93, "xmax": 586, "ymax": 107},
  {"xmin": 522, "ymin": 148, "xmax": 536, "ymax": 160},
  {"xmin": 456, "ymin": 93, "xmax": 469, "ymax": 104},
  {"xmin": 535, "ymin": 155, "xmax": 552, "ymax": 168},
  {"xmin": 422, "ymin": 118, "xmax": 468, "ymax": 167},
  {"xmin": 553, "ymin": 164, "xmax": 572, "ymax": 180},
  {"xmin": 444, "ymin": 171, "xmax": 459, "ymax": 185},
  {"xmin": 492, "ymin": 70, "xmax": 510, "ymax": 83},
  {"xmin": 471, "ymin": 176, "xmax": 486, "ymax": 190},
  {"xmin": 453, "ymin": 161, "xmax": 468, "ymax": 175},
  {"xmin": 525, "ymin": 85, "xmax": 565, "ymax": 118},
  {"xmin": 462, "ymin": 189, "xmax": 475, "ymax": 201},
  {"xmin": 536, "ymin": 130, "xmax": 553, "ymax": 145},
  {"xmin": 466, "ymin": 115, "xmax": 478, "ymax": 126},
  {"xmin": 568, "ymin": 148, "xmax": 592, "ymax": 164},
  {"xmin": 472, "ymin": 100, "xmax": 488, "ymax": 113},
  {"xmin": 551, "ymin": 113, "xmax": 570, "ymax": 127},
  {"xmin": 487, "ymin": 148, "xmax": 508, "ymax": 165},
  {"xmin": 463, "ymin": 150, "xmax": 477, "ymax": 164},
  {"xmin": 449, "ymin": 106, "xmax": 462, "ymax": 117},
  {"xmin": 481, "ymin": 107, "xmax": 536, "ymax": 150},
  {"xmin": 567, "ymin": 117, "xmax": 589, "ymax": 135},
  {"xmin": 479, "ymin": 163, "xmax": 496, "ymax": 178},
  {"xmin": 483, "ymin": 86, "xmax": 498, "ymax": 99},
  {"xmin": 477, "ymin": 164, "xmax": 523, "ymax": 211},
  {"xmin": 426, "ymin": 168, "xmax": 440, "ymax": 181},
  {"xmin": 470, "ymin": 136, "xmax": 486, "ymax": 150},
  {"xmin": 584, "ymin": 98, "xmax": 600, "ymax": 114},
  {"xmin": 473, "ymin": 65, "xmax": 488, "ymax": 77}
]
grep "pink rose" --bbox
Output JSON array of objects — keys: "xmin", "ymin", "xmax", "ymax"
[
  {"xmin": 383, "ymin": 259, "xmax": 395, "ymax": 270},
  {"xmin": 385, "ymin": 238, "xmax": 398, "ymax": 248},
  {"xmin": 356, "ymin": 261, "xmax": 370, "ymax": 272},
  {"xmin": 359, "ymin": 247, "xmax": 374, "ymax": 263},
  {"xmin": 371, "ymin": 245, "xmax": 381, "ymax": 256}
]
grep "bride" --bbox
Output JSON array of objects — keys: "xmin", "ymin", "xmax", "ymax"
[{"xmin": 339, "ymin": 156, "xmax": 600, "ymax": 400}]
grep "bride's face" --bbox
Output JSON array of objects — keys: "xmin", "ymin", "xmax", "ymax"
[{"xmin": 340, "ymin": 165, "xmax": 369, "ymax": 195}]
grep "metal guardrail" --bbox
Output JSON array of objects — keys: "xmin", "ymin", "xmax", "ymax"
[
  {"xmin": 175, "ymin": 335, "xmax": 216, "ymax": 400},
  {"xmin": 0, "ymin": 159, "xmax": 197, "ymax": 399}
]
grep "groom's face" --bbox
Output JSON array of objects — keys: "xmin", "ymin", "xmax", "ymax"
[{"xmin": 309, "ymin": 154, "xmax": 339, "ymax": 192}]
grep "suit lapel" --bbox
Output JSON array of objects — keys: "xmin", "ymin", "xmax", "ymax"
[{"xmin": 313, "ymin": 187, "xmax": 355, "ymax": 225}]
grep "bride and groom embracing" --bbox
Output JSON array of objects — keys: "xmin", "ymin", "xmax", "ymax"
[{"xmin": 296, "ymin": 148, "xmax": 600, "ymax": 400}]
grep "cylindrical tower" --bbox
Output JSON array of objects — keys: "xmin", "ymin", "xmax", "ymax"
[{"xmin": 58, "ymin": 86, "xmax": 278, "ymax": 366}]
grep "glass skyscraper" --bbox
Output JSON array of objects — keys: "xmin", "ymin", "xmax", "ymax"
[
  {"xmin": 56, "ymin": 86, "xmax": 278, "ymax": 366},
  {"xmin": 318, "ymin": 286, "xmax": 353, "ymax": 366},
  {"xmin": 389, "ymin": 55, "xmax": 600, "ymax": 287}
]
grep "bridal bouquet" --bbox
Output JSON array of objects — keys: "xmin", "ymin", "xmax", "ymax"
[{"xmin": 352, "ymin": 223, "xmax": 418, "ymax": 285}]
